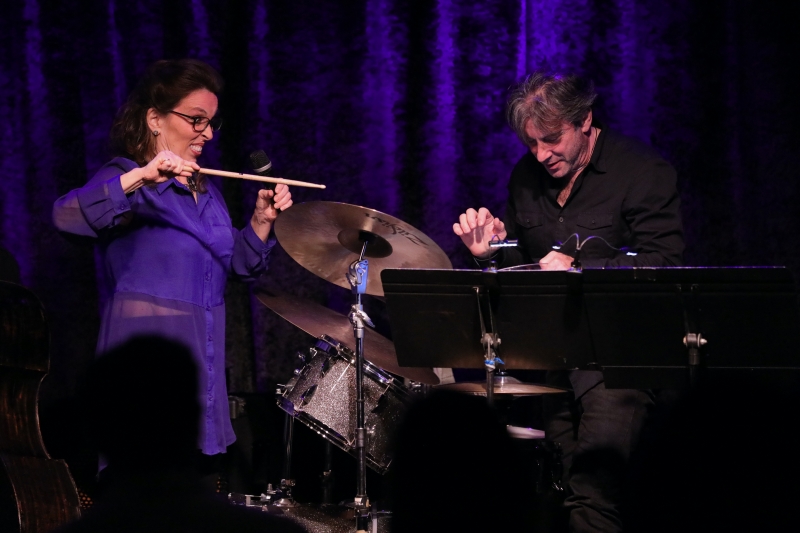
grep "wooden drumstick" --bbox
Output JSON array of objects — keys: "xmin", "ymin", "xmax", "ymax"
[{"xmin": 197, "ymin": 167, "xmax": 326, "ymax": 189}]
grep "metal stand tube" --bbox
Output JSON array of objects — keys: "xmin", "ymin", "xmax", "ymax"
[
  {"xmin": 282, "ymin": 411, "xmax": 294, "ymax": 481},
  {"xmin": 347, "ymin": 242, "xmax": 373, "ymax": 532}
]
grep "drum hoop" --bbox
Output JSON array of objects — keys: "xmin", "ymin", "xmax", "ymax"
[{"xmin": 317, "ymin": 334, "xmax": 396, "ymax": 385}]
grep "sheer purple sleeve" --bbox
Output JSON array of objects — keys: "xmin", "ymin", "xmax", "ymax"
[
  {"xmin": 52, "ymin": 158, "xmax": 137, "ymax": 237},
  {"xmin": 230, "ymin": 222, "xmax": 277, "ymax": 281}
]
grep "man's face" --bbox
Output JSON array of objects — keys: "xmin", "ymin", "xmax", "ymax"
[{"xmin": 524, "ymin": 111, "xmax": 592, "ymax": 179}]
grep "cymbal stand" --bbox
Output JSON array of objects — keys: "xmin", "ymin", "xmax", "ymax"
[
  {"xmin": 275, "ymin": 410, "xmax": 299, "ymax": 507},
  {"xmin": 270, "ymin": 385, "xmax": 298, "ymax": 508},
  {"xmin": 346, "ymin": 241, "xmax": 374, "ymax": 532},
  {"xmin": 321, "ymin": 441, "xmax": 334, "ymax": 506}
]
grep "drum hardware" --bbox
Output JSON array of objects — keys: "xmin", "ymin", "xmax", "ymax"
[
  {"xmin": 269, "ymin": 383, "xmax": 299, "ymax": 508},
  {"xmin": 404, "ymin": 379, "xmax": 431, "ymax": 395},
  {"xmin": 345, "ymin": 239, "xmax": 374, "ymax": 531},
  {"xmin": 505, "ymin": 435, "xmax": 566, "ymax": 496},
  {"xmin": 271, "ymin": 202, "xmax": 452, "ymax": 530},
  {"xmin": 506, "ymin": 420, "xmax": 565, "ymax": 496},
  {"xmin": 279, "ymin": 335, "xmax": 411, "ymax": 474},
  {"xmin": 320, "ymin": 441, "xmax": 334, "ymax": 506},
  {"xmin": 255, "ymin": 288, "xmax": 438, "ymax": 385},
  {"xmin": 535, "ymin": 440, "xmax": 565, "ymax": 495}
]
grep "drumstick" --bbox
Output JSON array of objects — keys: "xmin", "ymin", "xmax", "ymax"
[{"xmin": 197, "ymin": 167, "xmax": 326, "ymax": 189}]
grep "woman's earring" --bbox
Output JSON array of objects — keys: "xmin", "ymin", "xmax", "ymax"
[{"xmin": 153, "ymin": 130, "xmax": 160, "ymax": 136}]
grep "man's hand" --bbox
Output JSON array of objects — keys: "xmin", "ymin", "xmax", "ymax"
[
  {"xmin": 538, "ymin": 250, "xmax": 574, "ymax": 270},
  {"xmin": 453, "ymin": 207, "xmax": 507, "ymax": 259}
]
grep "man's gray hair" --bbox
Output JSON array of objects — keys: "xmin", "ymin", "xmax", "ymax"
[{"xmin": 507, "ymin": 72, "xmax": 597, "ymax": 144}]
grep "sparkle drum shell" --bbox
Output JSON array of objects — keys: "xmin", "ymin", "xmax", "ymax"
[{"xmin": 278, "ymin": 335, "xmax": 411, "ymax": 474}]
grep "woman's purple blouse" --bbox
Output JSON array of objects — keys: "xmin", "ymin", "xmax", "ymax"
[{"xmin": 53, "ymin": 157, "xmax": 275, "ymax": 455}]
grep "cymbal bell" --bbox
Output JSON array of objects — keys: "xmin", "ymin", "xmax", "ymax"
[
  {"xmin": 273, "ymin": 201, "xmax": 452, "ymax": 297},
  {"xmin": 256, "ymin": 288, "xmax": 439, "ymax": 385}
]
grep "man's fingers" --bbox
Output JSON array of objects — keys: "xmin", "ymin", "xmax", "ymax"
[
  {"xmin": 458, "ymin": 213, "xmax": 472, "ymax": 235},
  {"xmin": 477, "ymin": 207, "xmax": 493, "ymax": 228},
  {"xmin": 465, "ymin": 208, "xmax": 479, "ymax": 230}
]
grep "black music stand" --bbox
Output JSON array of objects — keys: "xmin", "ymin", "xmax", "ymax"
[
  {"xmin": 380, "ymin": 268, "xmax": 593, "ymax": 369},
  {"xmin": 380, "ymin": 267, "xmax": 800, "ymax": 390},
  {"xmin": 580, "ymin": 267, "xmax": 800, "ymax": 389}
]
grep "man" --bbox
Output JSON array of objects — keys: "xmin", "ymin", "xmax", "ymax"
[{"xmin": 453, "ymin": 72, "xmax": 683, "ymax": 532}]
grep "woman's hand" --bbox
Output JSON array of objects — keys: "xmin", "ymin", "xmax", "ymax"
[
  {"xmin": 120, "ymin": 150, "xmax": 199, "ymax": 193},
  {"xmin": 251, "ymin": 183, "xmax": 293, "ymax": 241}
]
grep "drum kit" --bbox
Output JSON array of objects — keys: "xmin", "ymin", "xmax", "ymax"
[{"xmin": 236, "ymin": 201, "xmax": 567, "ymax": 530}]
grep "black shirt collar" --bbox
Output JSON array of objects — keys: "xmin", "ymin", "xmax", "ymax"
[{"xmin": 588, "ymin": 119, "xmax": 607, "ymax": 174}]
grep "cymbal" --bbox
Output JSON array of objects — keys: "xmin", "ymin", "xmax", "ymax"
[
  {"xmin": 256, "ymin": 288, "xmax": 439, "ymax": 385},
  {"xmin": 273, "ymin": 201, "xmax": 452, "ymax": 297},
  {"xmin": 437, "ymin": 376, "xmax": 568, "ymax": 396}
]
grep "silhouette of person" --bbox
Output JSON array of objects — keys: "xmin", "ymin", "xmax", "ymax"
[
  {"xmin": 0, "ymin": 243, "xmax": 21, "ymax": 284},
  {"xmin": 625, "ymin": 375, "xmax": 800, "ymax": 532},
  {"xmin": 56, "ymin": 335, "xmax": 306, "ymax": 533},
  {"xmin": 389, "ymin": 390, "xmax": 533, "ymax": 533}
]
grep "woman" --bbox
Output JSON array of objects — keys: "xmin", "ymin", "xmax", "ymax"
[{"xmin": 52, "ymin": 59, "xmax": 292, "ymax": 459}]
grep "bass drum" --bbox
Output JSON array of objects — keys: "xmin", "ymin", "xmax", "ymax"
[{"xmin": 277, "ymin": 335, "xmax": 411, "ymax": 474}]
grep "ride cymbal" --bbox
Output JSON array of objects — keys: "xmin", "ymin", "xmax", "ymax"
[
  {"xmin": 256, "ymin": 288, "xmax": 439, "ymax": 385},
  {"xmin": 273, "ymin": 201, "xmax": 452, "ymax": 297}
]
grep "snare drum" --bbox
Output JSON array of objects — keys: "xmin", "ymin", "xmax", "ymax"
[{"xmin": 278, "ymin": 335, "xmax": 411, "ymax": 474}]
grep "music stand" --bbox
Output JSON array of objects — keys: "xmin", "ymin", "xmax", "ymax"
[
  {"xmin": 380, "ymin": 268, "xmax": 593, "ymax": 368},
  {"xmin": 381, "ymin": 266, "xmax": 800, "ymax": 391},
  {"xmin": 580, "ymin": 267, "xmax": 800, "ymax": 389}
]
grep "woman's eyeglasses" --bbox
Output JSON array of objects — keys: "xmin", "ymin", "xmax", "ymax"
[{"xmin": 169, "ymin": 110, "xmax": 223, "ymax": 133}]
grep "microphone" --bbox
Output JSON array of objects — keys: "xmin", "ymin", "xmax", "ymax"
[
  {"xmin": 249, "ymin": 149, "xmax": 274, "ymax": 190},
  {"xmin": 249, "ymin": 149, "xmax": 284, "ymax": 214}
]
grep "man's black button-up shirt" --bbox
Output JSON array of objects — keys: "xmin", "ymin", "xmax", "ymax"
[{"xmin": 493, "ymin": 126, "xmax": 684, "ymax": 269}]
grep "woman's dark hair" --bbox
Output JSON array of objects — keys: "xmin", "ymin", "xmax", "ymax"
[{"xmin": 109, "ymin": 59, "xmax": 223, "ymax": 170}]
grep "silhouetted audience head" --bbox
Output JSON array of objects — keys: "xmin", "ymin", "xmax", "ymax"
[
  {"xmin": 0, "ymin": 244, "xmax": 21, "ymax": 284},
  {"xmin": 390, "ymin": 390, "xmax": 530, "ymax": 532},
  {"xmin": 627, "ymin": 375, "xmax": 800, "ymax": 532},
  {"xmin": 63, "ymin": 334, "xmax": 308, "ymax": 533},
  {"xmin": 80, "ymin": 335, "xmax": 200, "ymax": 472}
]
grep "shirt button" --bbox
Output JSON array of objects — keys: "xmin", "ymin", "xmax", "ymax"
[
  {"xmin": 205, "ymin": 273, "xmax": 210, "ymax": 281},
  {"xmin": 558, "ymin": 217, "xmax": 564, "ymax": 223},
  {"xmin": 207, "ymin": 335, "xmax": 213, "ymax": 342}
]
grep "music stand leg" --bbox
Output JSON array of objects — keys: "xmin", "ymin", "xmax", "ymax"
[
  {"xmin": 684, "ymin": 333, "xmax": 707, "ymax": 390},
  {"xmin": 485, "ymin": 357, "xmax": 495, "ymax": 406}
]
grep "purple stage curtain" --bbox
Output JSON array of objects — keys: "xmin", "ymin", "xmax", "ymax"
[{"xmin": 1, "ymin": 0, "xmax": 798, "ymax": 480}]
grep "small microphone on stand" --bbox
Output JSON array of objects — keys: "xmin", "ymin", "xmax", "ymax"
[
  {"xmin": 249, "ymin": 149, "xmax": 284, "ymax": 213},
  {"xmin": 249, "ymin": 149, "xmax": 274, "ymax": 190}
]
